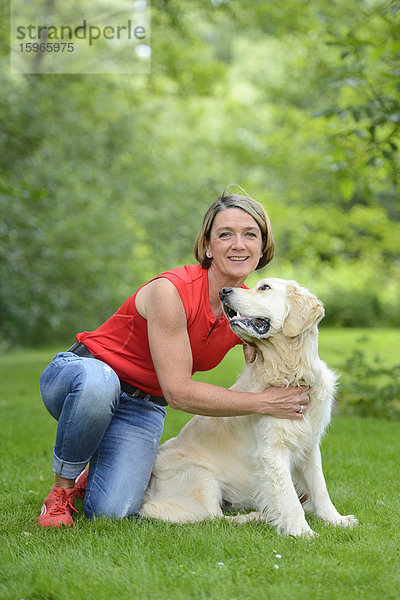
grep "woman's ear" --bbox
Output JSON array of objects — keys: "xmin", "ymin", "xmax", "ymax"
[{"xmin": 204, "ymin": 237, "xmax": 212, "ymax": 259}]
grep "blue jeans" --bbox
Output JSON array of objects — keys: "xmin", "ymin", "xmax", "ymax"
[{"xmin": 39, "ymin": 352, "xmax": 167, "ymax": 519}]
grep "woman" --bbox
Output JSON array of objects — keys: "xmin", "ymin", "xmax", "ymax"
[{"xmin": 37, "ymin": 190, "xmax": 309, "ymax": 527}]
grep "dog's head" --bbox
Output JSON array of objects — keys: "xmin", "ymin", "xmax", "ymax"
[{"xmin": 220, "ymin": 278, "xmax": 325, "ymax": 344}]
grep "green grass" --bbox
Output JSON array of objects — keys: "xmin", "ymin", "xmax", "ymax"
[{"xmin": 1, "ymin": 330, "xmax": 400, "ymax": 600}]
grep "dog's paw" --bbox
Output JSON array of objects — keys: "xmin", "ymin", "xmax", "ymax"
[
  {"xmin": 288, "ymin": 527, "xmax": 318, "ymax": 538},
  {"xmin": 276, "ymin": 512, "xmax": 317, "ymax": 538},
  {"xmin": 226, "ymin": 511, "xmax": 264, "ymax": 525},
  {"xmin": 332, "ymin": 514, "xmax": 358, "ymax": 528},
  {"xmin": 278, "ymin": 521, "xmax": 317, "ymax": 538}
]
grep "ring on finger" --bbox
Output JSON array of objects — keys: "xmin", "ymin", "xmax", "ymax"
[{"xmin": 299, "ymin": 404, "xmax": 304, "ymax": 414}]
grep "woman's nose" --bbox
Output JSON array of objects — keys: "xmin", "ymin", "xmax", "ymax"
[{"xmin": 231, "ymin": 234, "xmax": 246, "ymax": 249}]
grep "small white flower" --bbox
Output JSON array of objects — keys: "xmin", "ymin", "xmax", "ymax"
[
  {"xmin": 217, "ymin": 562, "xmax": 225, "ymax": 566},
  {"xmin": 275, "ymin": 554, "xmax": 282, "ymax": 559},
  {"xmin": 273, "ymin": 564, "xmax": 279, "ymax": 570}
]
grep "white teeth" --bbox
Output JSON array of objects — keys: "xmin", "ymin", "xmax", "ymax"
[{"xmin": 229, "ymin": 257, "xmax": 247, "ymax": 262}]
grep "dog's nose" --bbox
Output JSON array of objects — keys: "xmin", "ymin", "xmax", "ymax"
[{"xmin": 219, "ymin": 287, "xmax": 233, "ymax": 300}]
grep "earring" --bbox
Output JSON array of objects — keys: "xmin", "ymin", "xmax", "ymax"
[{"xmin": 206, "ymin": 251, "xmax": 212, "ymax": 259}]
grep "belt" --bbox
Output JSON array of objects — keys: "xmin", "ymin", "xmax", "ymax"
[{"xmin": 67, "ymin": 342, "xmax": 168, "ymax": 407}]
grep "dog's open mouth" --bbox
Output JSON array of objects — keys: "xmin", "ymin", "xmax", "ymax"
[{"xmin": 223, "ymin": 304, "xmax": 271, "ymax": 338}]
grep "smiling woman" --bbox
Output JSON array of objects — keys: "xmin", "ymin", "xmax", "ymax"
[
  {"xmin": 36, "ymin": 187, "xmax": 310, "ymax": 530},
  {"xmin": 194, "ymin": 191, "xmax": 275, "ymax": 271},
  {"xmin": 205, "ymin": 209, "xmax": 263, "ymax": 289}
]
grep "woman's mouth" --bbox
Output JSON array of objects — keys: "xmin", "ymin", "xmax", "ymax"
[{"xmin": 228, "ymin": 256, "xmax": 248, "ymax": 262}]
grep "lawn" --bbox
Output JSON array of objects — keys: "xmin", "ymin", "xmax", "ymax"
[{"xmin": 1, "ymin": 329, "xmax": 399, "ymax": 600}]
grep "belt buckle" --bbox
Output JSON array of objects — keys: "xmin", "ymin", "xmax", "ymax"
[{"xmin": 127, "ymin": 388, "xmax": 142, "ymax": 399}]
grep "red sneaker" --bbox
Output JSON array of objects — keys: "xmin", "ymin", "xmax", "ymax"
[
  {"xmin": 74, "ymin": 466, "xmax": 89, "ymax": 499},
  {"xmin": 37, "ymin": 486, "xmax": 78, "ymax": 528}
]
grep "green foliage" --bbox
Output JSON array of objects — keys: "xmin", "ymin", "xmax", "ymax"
[
  {"xmin": 320, "ymin": 0, "xmax": 400, "ymax": 183},
  {"xmin": 338, "ymin": 347, "xmax": 400, "ymax": 420},
  {"xmin": 1, "ymin": 0, "xmax": 400, "ymax": 344}
]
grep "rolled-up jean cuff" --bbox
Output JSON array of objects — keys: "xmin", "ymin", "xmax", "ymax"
[{"xmin": 52, "ymin": 452, "xmax": 88, "ymax": 479}]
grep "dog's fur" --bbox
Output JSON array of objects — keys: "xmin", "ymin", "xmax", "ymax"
[{"xmin": 140, "ymin": 278, "xmax": 357, "ymax": 537}]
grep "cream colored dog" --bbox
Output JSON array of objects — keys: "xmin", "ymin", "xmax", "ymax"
[{"xmin": 140, "ymin": 278, "xmax": 357, "ymax": 537}]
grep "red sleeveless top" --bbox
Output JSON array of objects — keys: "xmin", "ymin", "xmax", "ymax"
[{"xmin": 76, "ymin": 264, "xmax": 243, "ymax": 396}]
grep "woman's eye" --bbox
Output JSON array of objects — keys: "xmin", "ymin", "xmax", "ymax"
[{"xmin": 219, "ymin": 232, "xmax": 232, "ymax": 238}]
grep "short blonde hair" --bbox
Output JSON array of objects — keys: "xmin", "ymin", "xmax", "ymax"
[{"xmin": 194, "ymin": 189, "xmax": 275, "ymax": 270}]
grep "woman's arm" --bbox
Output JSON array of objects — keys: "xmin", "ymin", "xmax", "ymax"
[{"xmin": 136, "ymin": 278, "xmax": 309, "ymax": 419}]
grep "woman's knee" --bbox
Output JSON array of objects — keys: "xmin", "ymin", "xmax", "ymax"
[
  {"xmin": 40, "ymin": 354, "xmax": 120, "ymax": 418},
  {"xmin": 81, "ymin": 359, "xmax": 121, "ymax": 414}
]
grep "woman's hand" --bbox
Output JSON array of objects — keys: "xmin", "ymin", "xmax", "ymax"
[
  {"xmin": 253, "ymin": 386, "xmax": 310, "ymax": 420},
  {"xmin": 243, "ymin": 343, "xmax": 257, "ymax": 364},
  {"xmin": 242, "ymin": 344, "xmax": 309, "ymax": 419}
]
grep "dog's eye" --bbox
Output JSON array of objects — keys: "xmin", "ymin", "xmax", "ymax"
[{"xmin": 258, "ymin": 284, "xmax": 271, "ymax": 291}]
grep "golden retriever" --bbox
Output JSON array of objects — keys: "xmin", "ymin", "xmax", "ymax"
[{"xmin": 140, "ymin": 278, "xmax": 357, "ymax": 537}]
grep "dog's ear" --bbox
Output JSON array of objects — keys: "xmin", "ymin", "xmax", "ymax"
[{"xmin": 282, "ymin": 283, "xmax": 325, "ymax": 337}]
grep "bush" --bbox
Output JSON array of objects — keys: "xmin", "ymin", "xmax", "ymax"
[
  {"xmin": 337, "ymin": 347, "xmax": 400, "ymax": 419},
  {"xmin": 322, "ymin": 288, "xmax": 384, "ymax": 327}
]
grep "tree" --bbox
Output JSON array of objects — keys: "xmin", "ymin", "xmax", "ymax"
[{"xmin": 1, "ymin": 0, "xmax": 399, "ymax": 344}]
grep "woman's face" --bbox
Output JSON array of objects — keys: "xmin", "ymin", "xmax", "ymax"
[{"xmin": 205, "ymin": 208, "xmax": 263, "ymax": 283}]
